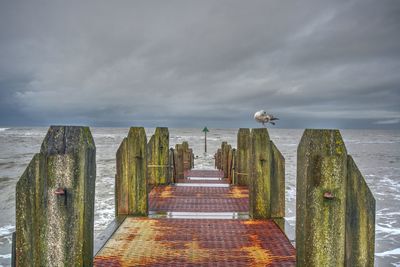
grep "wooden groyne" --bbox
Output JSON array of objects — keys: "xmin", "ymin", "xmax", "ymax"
[
  {"xmin": 12, "ymin": 126, "xmax": 375, "ymax": 266},
  {"xmin": 14, "ymin": 126, "xmax": 96, "ymax": 266}
]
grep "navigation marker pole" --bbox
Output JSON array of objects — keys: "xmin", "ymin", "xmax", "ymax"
[{"xmin": 202, "ymin": 126, "xmax": 209, "ymax": 153}]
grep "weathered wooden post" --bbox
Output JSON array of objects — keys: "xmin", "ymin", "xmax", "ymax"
[
  {"xmin": 237, "ymin": 128, "xmax": 251, "ymax": 186},
  {"xmin": 227, "ymin": 147, "xmax": 233, "ymax": 183},
  {"xmin": 221, "ymin": 142, "xmax": 231, "ymax": 178},
  {"xmin": 232, "ymin": 149, "xmax": 237, "ymax": 184},
  {"xmin": 182, "ymin": 141, "xmax": 191, "ymax": 171},
  {"xmin": 346, "ymin": 156, "xmax": 375, "ymax": 266},
  {"xmin": 270, "ymin": 141, "xmax": 285, "ymax": 218},
  {"xmin": 15, "ymin": 126, "xmax": 96, "ymax": 266},
  {"xmin": 116, "ymin": 127, "xmax": 148, "ymax": 216},
  {"xmin": 169, "ymin": 148, "xmax": 175, "ymax": 183},
  {"xmin": 188, "ymin": 148, "xmax": 194, "ymax": 169},
  {"xmin": 296, "ymin": 129, "xmax": 375, "ymax": 267},
  {"xmin": 147, "ymin": 127, "xmax": 169, "ymax": 187},
  {"xmin": 174, "ymin": 144, "xmax": 184, "ymax": 179},
  {"xmin": 297, "ymin": 129, "xmax": 347, "ymax": 267},
  {"xmin": 249, "ymin": 128, "xmax": 285, "ymax": 220},
  {"xmin": 249, "ymin": 128, "xmax": 272, "ymax": 219}
]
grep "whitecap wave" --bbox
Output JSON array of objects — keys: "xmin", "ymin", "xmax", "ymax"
[
  {"xmin": 376, "ymin": 248, "xmax": 400, "ymax": 257},
  {"xmin": 0, "ymin": 254, "xmax": 11, "ymax": 259},
  {"xmin": 376, "ymin": 224, "xmax": 400, "ymax": 238},
  {"xmin": 0, "ymin": 128, "xmax": 10, "ymax": 132},
  {"xmin": 0, "ymin": 225, "xmax": 14, "ymax": 237}
]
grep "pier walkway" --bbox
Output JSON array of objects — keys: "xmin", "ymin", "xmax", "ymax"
[{"xmin": 94, "ymin": 170, "xmax": 296, "ymax": 266}]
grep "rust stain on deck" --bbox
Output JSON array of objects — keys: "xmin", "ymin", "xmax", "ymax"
[{"xmin": 94, "ymin": 218, "xmax": 295, "ymax": 266}]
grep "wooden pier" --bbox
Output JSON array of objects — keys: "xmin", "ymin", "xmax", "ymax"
[
  {"xmin": 13, "ymin": 126, "xmax": 375, "ymax": 267},
  {"xmin": 94, "ymin": 170, "xmax": 295, "ymax": 266}
]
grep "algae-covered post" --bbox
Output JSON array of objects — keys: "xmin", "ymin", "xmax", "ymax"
[
  {"xmin": 231, "ymin": 148, "xmax": 237, "ymax": 185},
  {"xmin": 296, "ymin": 129, "xmax": 375, "ymax": 267},
  {"xmin": 116, "ymin": 127, "xmax": 148, "ymax": 216},
  {"xmin": 249, "ymin": 128, "xmax": 285, "ymax": 220},
  {"xmin": 15, "ymin": 126, "xmax": 96, "ymax": 266},
  {"xmin": 346, "ymin": 156, "xmax": 375, "ymax": 266},
  {"xmin": 270, "ymin": 141, "xmax": 285, "ymax": 219},
  {"xmin": 147, "ymin": 127, "xmax": 169, "ymax": 187},
  {"xmin": 227, "ymin": 147, "xmax": 233, "ymax": 183},
  {"xmin": 237, "ymin": 128, "xmax": 251, "ymax": 186},
  {"xmin": 169, "ymin": 148, "xmax": 175, "ymax": 183},
  {"xmin": 249, "ymin": 128, "xmax": 272, "ymax": 219}
]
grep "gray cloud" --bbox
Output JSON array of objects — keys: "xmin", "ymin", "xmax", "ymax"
[{"xmin": 0, "ymin": 0, "xmax": 399, "ymax": 128}]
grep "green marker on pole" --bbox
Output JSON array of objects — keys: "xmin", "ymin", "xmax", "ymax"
[{"xmin": 202, "ymin": 126, "xmax": 209, "ymax": 153}]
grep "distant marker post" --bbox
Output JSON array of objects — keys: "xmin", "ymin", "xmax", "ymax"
[{"xmin": 202, "ymin": 126, "xmax": 209, "ymax": 153}]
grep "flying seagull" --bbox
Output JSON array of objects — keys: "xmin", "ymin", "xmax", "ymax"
[{"xmin": 254, "ymin": 110, "xmax": 279, "ymax": 126}]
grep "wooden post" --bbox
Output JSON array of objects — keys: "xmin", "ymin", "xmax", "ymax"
[
  {"xmin": 227, "ymin": 146, "xmax": 233, "ymax": 183},
  {"xmin": 249, "ymin": 128, "xmax": 272, "ymax": 219},
  {"xmin": 174, "ymin": 144, "xmax": 184, "ymax": 179},
  {"xmin": 346, "ymin": 156, "xmax": 375, "ymax": 266},
  {"xmin": 221, "ymin": 142, "xmax": 229, "ymax": 178},
  {"xmin": 182, "ymin": 141, "xmax": 189, "ymax": 150},
  {"xmin": 296, "ymin": 129, "xmax": 348, "ymax": 267},
  {"xmin": 15, "ymin": 126, "xmax": 96, "ymax": 266},
  {"xmin": 215, "ymin": 149, "xmax": 222, "ymax": 170},
  {"xmin": 182, "ymin": 141, "xmax": 191, "ymax": 172},
  {"xmin": 188, "ymin": 148, "xmax": 194, "ymax": 169},
  {"xmin": 191, "ymin": 149, "xmax": 194, "ymax": 169},
  {"xmin": 232, "ymin": 149, "xmax": 237, "ymax": 185},
  {"xmin": 169, "ymin": 148, "xmax": 175, "ymax": 183},
  {"xmin": 116, "ymin": 127, "xmax": 147, "ymax": 216},
  {"xmin": 12, "ymin": 232, "xmax": 16, "ymax": 267},
  {"xmin": 237, "ymin": 128, "xmax": 251, "ymax": 186},
  {"xmin": 270, "ymin": 141, "xmax": 285, "ymax": 218},
  {"xmin": 147, "ymin": 127, "xmax": 169, "ymax": 186}
]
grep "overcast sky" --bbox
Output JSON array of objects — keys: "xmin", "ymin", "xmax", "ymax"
[{"xmin": 0, "ymin": 0, "xmax": 399, "ymax": 129}]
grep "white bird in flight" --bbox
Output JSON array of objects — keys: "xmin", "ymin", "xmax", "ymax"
[{"xmin": 254, "ymin": 110, "xmax": 279, "ymax": 126}]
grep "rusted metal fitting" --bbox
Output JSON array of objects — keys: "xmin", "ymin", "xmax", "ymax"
[
  {"xmin": 323, "ymin": 191, "xmax": 334, "ymax": 200},
  {"xmin": 54, "ymin": 188, "xmax": 65, "ymax": 196}
]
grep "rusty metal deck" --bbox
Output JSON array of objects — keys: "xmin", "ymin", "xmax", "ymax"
[
  {"xmin": 94, "ymin": 169, "xmax": 296, "ymax": 266},
  {"xmin": 149, "ymin": 186, "xmax": 248, "ymax": 212},
  {"xmin": 94, "ymin": 218, "xmax": 295, "ymax": 266}
]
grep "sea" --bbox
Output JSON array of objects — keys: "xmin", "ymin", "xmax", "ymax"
[{"xmin": 0, "ymin": 127, "xmax": 399, "ymax": 266}]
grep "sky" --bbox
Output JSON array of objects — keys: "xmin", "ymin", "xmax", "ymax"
[{"xmin": 0, "ymin": 0, "xmax": 399, "ymax": 129}]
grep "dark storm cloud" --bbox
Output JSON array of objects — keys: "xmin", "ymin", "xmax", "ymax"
[{"xmin": 0, "ymin": 0, "xmax": 399, "ymax": 128}]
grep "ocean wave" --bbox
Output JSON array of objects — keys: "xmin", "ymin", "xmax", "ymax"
[
  {"xmin": 0, "ymin": 254, "xmax": 11, "ymax": 259},
  {"xmin": 0, "ymin": 128, "xmax": 10, "ymax": 132},
  {"xmin": 376, "ymin": 224, "xmax": 400, "ymax": 238},
  {"xmin": 0, "ymin": 225, "xmax": 14, "ymax": 237},
  {"xmin": 376, "ymin": 248, "xmax": 400, "ymax": 257}
]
